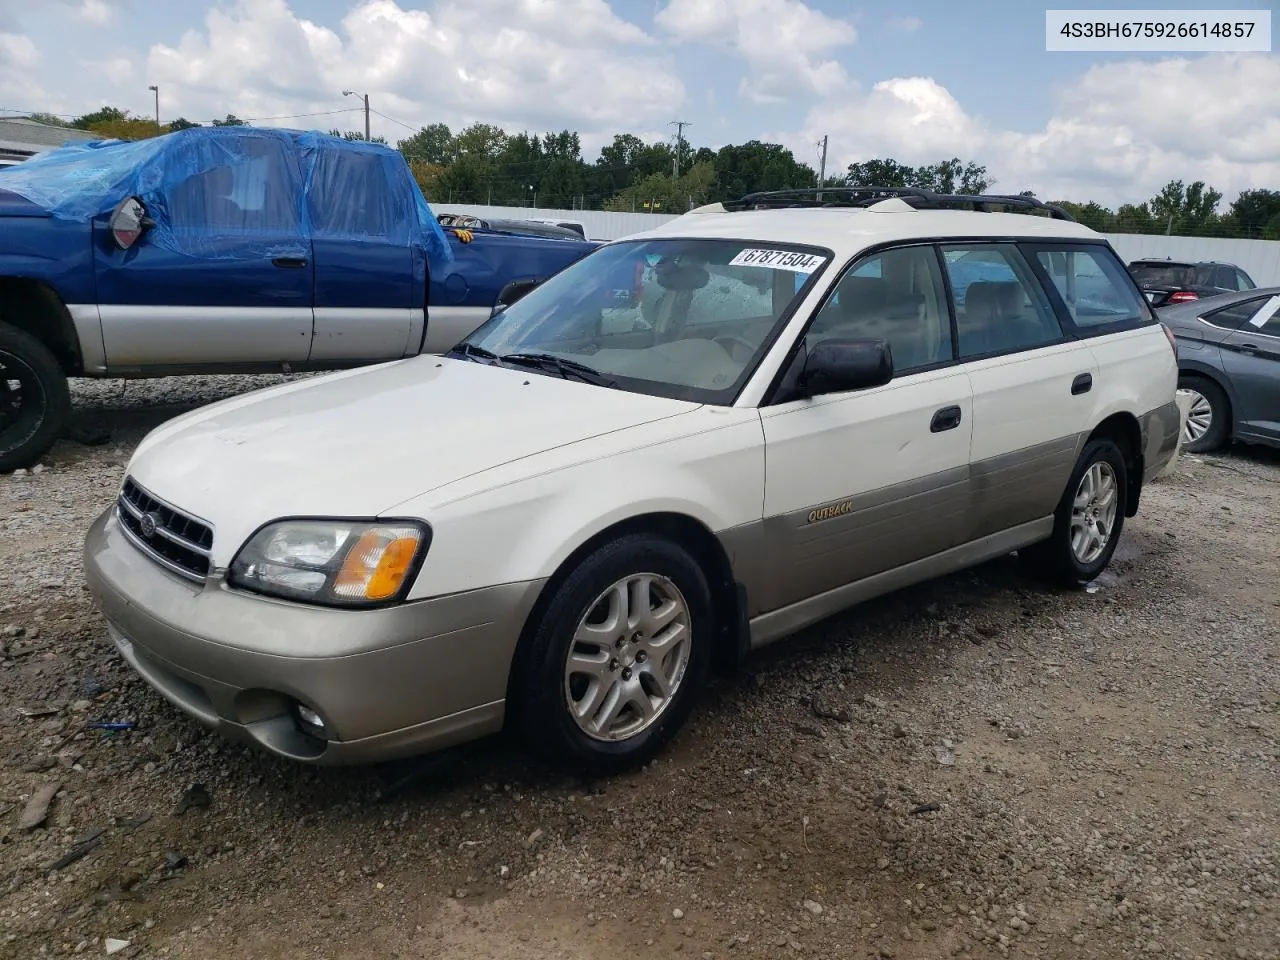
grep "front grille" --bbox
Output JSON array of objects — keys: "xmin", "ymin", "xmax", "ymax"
[{"xmin": 116, "ymin": 477, "xmax": 214, "ymax": 582}]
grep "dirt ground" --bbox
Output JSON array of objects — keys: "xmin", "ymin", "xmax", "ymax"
[{"xmin": 1, "ymin": 376, "xmax": 1276, "ymax": 960}]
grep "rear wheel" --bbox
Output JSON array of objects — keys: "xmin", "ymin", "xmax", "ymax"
[
  {"xmin": 1177, "ymin": 374, "xmax": 1229, "ymax": 454},
  {"xmin": 511, "ymin": 534, "xmax": 713, "ymax": 776},
  {"xmin": 1021, "ymin": 438, "xmax": 1128, "ymax": 586},
  {"xmin": 0, "ymin": 323, "xmax": 70, "ymax": 473}
]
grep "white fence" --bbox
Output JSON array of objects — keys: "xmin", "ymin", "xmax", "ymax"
[{"xmin": 437, "ymin": 202, "xmax": 1280, "ymax": 286}]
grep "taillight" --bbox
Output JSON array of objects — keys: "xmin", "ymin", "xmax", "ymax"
[
  {"xmin": 108, "ymin": 196, "xmax": 150, "ymax": 250},
  {"xmin": 1168, "ymin": 290, "xmax": 1199, "ymax": 303},
  {"xmin": 1160, "ymin": 322, "xmax": 1178, "ymax": 358}
]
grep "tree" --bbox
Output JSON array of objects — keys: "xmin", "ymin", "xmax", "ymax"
[
  {"xmin": 710, "ymin": 140, "xmax": 815, "ymax": 201},
  {"xmin": 605, "ymin": 159, "xmax": 716, "ymax": 213},
  {"xmin": 327, "ymin": 128, "xmax": 388, "ymax": 144},
  {"xmin": 168, "ymin": 117, "xmax": 200, "ymax": 131},
  {"xmin": 26, "ymin": 112, "xmax": 71, "ymax": 128},
  {"xmin": 1149, "ymin": 179, "xmax": 1222, "ymax": 234},
  {"xmin": 1227, "ymin": 188, "xmax": 1280, "ymax": 238},
  {"xmin": 71, "ymin": 106, "xmax": 126, "ymax": 130},
  {"xmin": 397, "ymin": 123, "xmax": 452, "ymax": 165},
  {"xmin": 844, "ymin": 157, "xmax": 917, "ymax": 188}
]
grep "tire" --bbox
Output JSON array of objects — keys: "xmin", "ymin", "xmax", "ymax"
[
  {"xmin": 1020, "ymin": 438, "xmax": 1128, "ymax": 586},
  {"xmin": 0, "ymin": 323, "xmax": 70, "ymax": 473},
  {"xmin": 510, "ymin": 534, "xmax": 714, "ymax": 777},
  {"xmin": 1177, "ymin": 374, "xmax": 1230, "ymax": 454}
]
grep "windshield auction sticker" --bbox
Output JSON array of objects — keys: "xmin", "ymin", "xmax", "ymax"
[{"xmin": 729, "ymin": 249, "xmax": 828, "ymax": 273}]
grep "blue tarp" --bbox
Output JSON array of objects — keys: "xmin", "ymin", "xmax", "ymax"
[{"xmin": 0, "ymin": 125, "xmax": 453, "ymax": 266}]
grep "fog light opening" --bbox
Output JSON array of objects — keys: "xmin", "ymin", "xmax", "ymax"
[{"xmin": 293, "ymin": 702, "xmax": 329, "ymax": 740}]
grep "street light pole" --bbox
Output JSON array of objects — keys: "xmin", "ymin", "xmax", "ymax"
[
  {"xmin": 343, "ymin": 90, "xmax": 370, "ymax": 140},
  {"xmin": 148, "ymin": 85, "xmax": 159, "ymax": 131}
]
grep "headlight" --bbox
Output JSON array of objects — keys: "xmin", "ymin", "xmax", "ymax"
[{"xmin": 228, "ymin": 519, "xmax": 430, "ymax": 606}]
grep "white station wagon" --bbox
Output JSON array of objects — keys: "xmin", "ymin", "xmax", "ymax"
[{"xmin": 83, "ymin": 188, "xmax": 1181, "ymax": 775}]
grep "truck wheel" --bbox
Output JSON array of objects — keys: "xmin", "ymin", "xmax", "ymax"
[
  {"xmin": 0, "ymin": 323, "xmax": 70, "ymax": 473},
  {"xmin": 510, "ymin": 534, "xmax": 714, "ymax": 777}
]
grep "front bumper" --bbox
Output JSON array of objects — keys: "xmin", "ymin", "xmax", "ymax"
[{"xmin": 83, "ymin": 506, "xmax": 546, "ymax": 765}]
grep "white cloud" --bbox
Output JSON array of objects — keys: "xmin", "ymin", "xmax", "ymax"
[
  {"xmin": 0, "ymin": 32, "xmax": 40, "ymax": 70},
  {"xmin": 656, "ymin": 0, "xmax": 856, "ymax": 104},
  {"xmin": 145, "ymin": 0, "xmax": 683, "ymax": 138},
  {"xmin": 889, "ymin": 15, "xmax": 923, "ymax": 32},
  {"xmin": 777, "ymin": 53, "xmax": 1280, "ymax": 206},
  {"xmin": 77, "ymin": 0, "xmax": 114, "ymax": 25}
]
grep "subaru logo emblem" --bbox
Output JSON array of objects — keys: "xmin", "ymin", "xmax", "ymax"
[{"xmin": 139, "ymin": 512, "xmax": 160, "ymax": 539}]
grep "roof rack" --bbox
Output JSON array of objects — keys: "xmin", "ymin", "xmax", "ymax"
[{"xmin": 724, "ymin": 186, "xmax": 1077, "ymax": 222}]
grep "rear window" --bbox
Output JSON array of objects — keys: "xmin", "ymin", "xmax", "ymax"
[{"xmin": 1128, "ymin": 262, "xmax": 1212, "ymax": 288}]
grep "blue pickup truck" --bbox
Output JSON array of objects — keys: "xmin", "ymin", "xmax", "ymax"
[{"xmin": 0, "ymin": 126, "xmax": 598, "ymax": 471}]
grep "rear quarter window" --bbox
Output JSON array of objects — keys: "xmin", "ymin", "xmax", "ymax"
[{"xmin": 1030, "ymin": 244, "xmax": 1149, "ymax": 331}]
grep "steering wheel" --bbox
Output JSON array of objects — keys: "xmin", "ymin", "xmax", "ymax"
[{"xmin": 713, "ymin": 334, "xmax": 757, "ymax": 361}]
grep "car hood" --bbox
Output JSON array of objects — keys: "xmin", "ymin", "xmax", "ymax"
[
  {"xmin": 126, "ymin": 356, "xmax": 700, "ymax": 564},
  {"xmin": 0, "ymin": 188, "xmax": 52, "ymax": 218}
]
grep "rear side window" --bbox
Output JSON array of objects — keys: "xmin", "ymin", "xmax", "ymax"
[
  {"xmin": 1205, "ymin": 295, "xmax": 1280, "ymax": 332},
  {"xmin": 1032, "ymin": 245, "xmax": 1148, "ymax": 328},
  {"xmin": 306, "ymin": 148, "xmax": 409, "ymax": 242},
  {"xmin": 941, "ymin": 244, "xmax": 1063, "ymax": 359}
]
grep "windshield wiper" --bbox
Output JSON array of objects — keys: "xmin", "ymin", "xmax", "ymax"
[
  {"xmin": 499, "ymin": 352, "xmax": 618, "ymax": 387},
  {"xmin": 447, "ymin": 342, "xmax": 502, "ymax": 363}
]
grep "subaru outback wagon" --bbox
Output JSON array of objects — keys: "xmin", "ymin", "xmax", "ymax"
[{"xmin": 83, "ymin": 188, "xmax": 1180, "ymax": 776}]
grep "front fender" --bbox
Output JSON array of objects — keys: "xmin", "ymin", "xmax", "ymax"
[{"xmin": 400, "ymin": 409, "xmax": 766, "ymax": 600}]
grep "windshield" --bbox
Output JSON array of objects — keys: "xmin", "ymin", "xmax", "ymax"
[{"xmin": 454, "ymin": 238, "xmax": 831, "ymax": 403}]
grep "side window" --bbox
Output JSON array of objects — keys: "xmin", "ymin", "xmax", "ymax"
[
  {"xmin": 807, "ymin": 245, "xmax": 952, "ymax": 373},
  {"xmin": 167, "ymin": 140, "xmax": 301, "ymax": 234},
  {"xmin": 1235, "ymin": 269, "xmax": 1256, "ymax": 291},
  {"xmin": 306, "ymin": 149, "xmax": 408, "ymax": 242},
  {"xmin": 1242, "ymin": 295, "xmax": 1280, "ymax": 335},
  {"xmin": 941, "ymin": 244, "xmax": 1062, "ymax": 359},
  {"xmin": 1032, "ymin": 245, "xmax": 1147, "ymax": 329},
  {"xmin": 1201, "ymin": 298, "xmax": 1268, "ymax": 331}
]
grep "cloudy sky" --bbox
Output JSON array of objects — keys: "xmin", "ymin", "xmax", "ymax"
[{"xmin": 0, "ymin": 0, "xmax": 1276, "ymax": 207}]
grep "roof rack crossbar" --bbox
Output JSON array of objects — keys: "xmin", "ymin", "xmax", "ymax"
[{"xmin": 725, "ymin": 186, "xmax": 1077, "ymax": 222}]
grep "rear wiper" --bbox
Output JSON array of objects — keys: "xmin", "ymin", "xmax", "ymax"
[
  {"xmin": 499, "ymin": 352, "xmax": 618, "ymax": 387},
  {"xmin": 448, "ymin": 342, "xmax": 501, "ymax": 363}
]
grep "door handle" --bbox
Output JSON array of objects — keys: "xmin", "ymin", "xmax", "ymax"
[
  {"xmin": 272, "ymin": 257, "xmax": 308, "ymax": 269},
  {"xmin": 930, "ymin": 405, "xmax": 962, "ymax": 433},
  {"xmin": 1237, "ymin": 342, "xmax": 1258, "ymax": 354},
  {"xmin": 1071, "ymin": 372, "xmax": 1093, "ymax": 395}
]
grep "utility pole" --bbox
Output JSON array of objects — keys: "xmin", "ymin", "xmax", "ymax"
[
  {"xmin": 670, "ymin": 120, "xmax": 691, "ymax": 177},
  {"xmin": 343, "ymin": 90, "xmax": 370, "ymax": 140},
  {"xmin": 148, "ymin": 85, "xmax": 159, "ymax": 131},
  {"xmin": 816, "ymin": 134, "xmax": 828, "ymax": 201}
]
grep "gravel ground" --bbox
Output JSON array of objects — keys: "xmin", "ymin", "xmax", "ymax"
[{"xmin": 1, "ymin": 375, "xmax": 1276, "ymax": 960}]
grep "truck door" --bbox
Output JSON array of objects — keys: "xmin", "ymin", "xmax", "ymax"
[
  {"xmin": 305, "ymin": 147, "xmax": 419, "ymax": 363},
  {"xmin": 93, "ymin": 135, "xmax": 314, "ymax": 371}
]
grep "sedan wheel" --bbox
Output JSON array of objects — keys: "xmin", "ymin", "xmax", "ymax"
[
  {"xmin": 564, "ymin": 574, "xmax": 692, "ymax": 742},
  {"xmin": 1181, "ymin": 388, "xmax": 1213, "ymax": 445}
]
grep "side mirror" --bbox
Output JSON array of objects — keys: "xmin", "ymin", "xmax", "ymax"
[
  {"xmin": 108, "ymin": 196, "xmax": 155, "ymax": 250},
  {"xmin": 491, "ymin": 277, "xmax": 543, "ymax": 318},
  {"xmin": 801, "ymin": 338, "xmax": 893, "ymax": 397}
]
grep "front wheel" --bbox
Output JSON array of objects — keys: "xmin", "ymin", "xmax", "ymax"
[
  {"xmin": 0, "ymin": 323, "xmax": 70, "ymax": 473},
  {"xmin": 1020, "ymin": 438, "xmax": 1128, "ymax": 586},
  {"xmin": 510, "ymin": 534, "xmax": 714, "ymax": 776}
]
